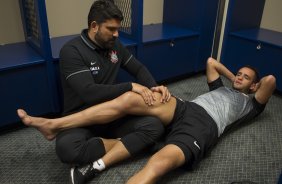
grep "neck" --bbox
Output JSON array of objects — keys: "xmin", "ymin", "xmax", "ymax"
[
  {"xmin": 87, "ymin": 30, "xmax": 103, "ymax": 48},
  {"xmin": 237, "ymin": 88, "xmax": 249, "ymax": 95}
]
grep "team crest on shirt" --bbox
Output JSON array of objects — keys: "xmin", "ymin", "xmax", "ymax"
[{"xmin": 109, "ymin": 50, "xmax": 118, "ymax": 63}]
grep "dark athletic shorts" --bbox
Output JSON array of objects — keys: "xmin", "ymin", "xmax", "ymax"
[{"xmin": 165, "ymin": 98, "xmax": 219, "ymax": 169}]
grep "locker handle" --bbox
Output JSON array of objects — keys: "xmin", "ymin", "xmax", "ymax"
[
  {"xmin": 256, "ymin": 43, "xmax": 262, "ymax": 50},
  {"xmin": 170, "ymin": 40, "xmax": 175, "ymax": 47}
]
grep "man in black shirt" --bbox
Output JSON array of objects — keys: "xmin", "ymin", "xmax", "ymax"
[{"xmin": 37, "ymin": 1, "xmax": 170, "ymax": 183}]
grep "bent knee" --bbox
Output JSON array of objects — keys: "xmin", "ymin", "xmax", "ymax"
[
  {"xmin": 119, "ymin": 91, "xmax": 163, "ymax": 107},
  {"xmin": 55, "ymin": 129, "xmax": 106, "ymax": 164},
  {"xmin": 117, "ymin": 91, "xmax": 143, "ymax": 109},
  {"xmin": 56, "ymin": 138, "xmax": 81, "ymax": 164},
  {"xmin": 139, "ymin": 117, "xmax": 165, "ymax": 140},
  {"xmin": 55, "ymin": 132, "xmax": 89, "ymax": 164},
  {"xmin": 150, "ymin": 118, "xmax": 165, "ymax": 137}
]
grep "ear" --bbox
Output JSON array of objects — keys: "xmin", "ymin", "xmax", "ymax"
[
  {"xmin": 90, "ymin": 21, "xmax": 99, "ymax": 33},
  {"xmin": 249, "ymin": 82, "xmax": 258, "ymax": 93}
]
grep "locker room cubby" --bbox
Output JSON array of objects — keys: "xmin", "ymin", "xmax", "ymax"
[
  {"xmin": 0, "ymin": 0, "xmax": 58, "ymax": 128},
  {"xmin": 117, "ymin": 0, "xmax": 220, "ymax": 81}
]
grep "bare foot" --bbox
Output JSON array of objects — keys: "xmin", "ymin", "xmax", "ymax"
[{"xmin": 17, "ymin": 109, "xmax": 57, "ymax": 141}]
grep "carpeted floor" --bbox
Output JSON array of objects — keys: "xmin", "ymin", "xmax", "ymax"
[{"xmin": 1, "ymin": 74, "xmax": 282, "ymax": 184}]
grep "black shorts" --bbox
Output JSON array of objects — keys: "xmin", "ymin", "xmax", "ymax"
[{"xmin": 165, "ymin": 98, "xmax": 218, "ymax": 169}]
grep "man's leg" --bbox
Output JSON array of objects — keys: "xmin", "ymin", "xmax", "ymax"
[
  {"xmin": 127, "ymin": 144, "xmax": 186, "ymax": 184},
  {"xmin": 55, "ymin": 128, "xmax": 119, "ymax": 165},
  {"xmin": 68, "ymin": 108, "xmax": 166, "ymax": 183},
  {"xmin": 17, "ymin": 94, "xmax": 129, "ymax": 140},
  {"xmin": 101, "ymin": 115, "xmax": 165, "ymax": 168},
  {"xmin": 17, "ymin": 92, "xmax": 176, "ymax": 140}
]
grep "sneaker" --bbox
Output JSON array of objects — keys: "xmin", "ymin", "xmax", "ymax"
[{"xmin": 70, "ymin": 164, "xmax": 99, "ymax": 184}]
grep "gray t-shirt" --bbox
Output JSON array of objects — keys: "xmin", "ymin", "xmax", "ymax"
[{"xmin": 192, "ymin": 78, "xmax": 265, "ymax": 136}]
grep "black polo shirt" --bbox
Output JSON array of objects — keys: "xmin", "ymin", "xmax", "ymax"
[{"xmin": 60, "ymin": 29, "xmax": 157, "ymax": 114}]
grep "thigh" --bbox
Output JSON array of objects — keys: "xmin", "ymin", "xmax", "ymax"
[
  {"xmin": 56, "ymin": 128, "xmax": 94, "ymax": 142},
  {"xmin": 165, "ymin": 102, "xmax": 218, "ymax": 169}
]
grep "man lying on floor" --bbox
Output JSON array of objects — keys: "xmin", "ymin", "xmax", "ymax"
[{"xmin": 17, "ymin": 57, "xmax": 276, "ymax": 184}]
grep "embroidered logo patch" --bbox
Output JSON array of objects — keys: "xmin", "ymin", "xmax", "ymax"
[
  {"xmin": 90, "ymin": 66, "xmax": 100, "ymax": 75},
  {"xmin": 90, "ymin": 61, "xmax": 97, "ymax": 65},
  {"xmin": 193, "ymin": 141, "xmax": 201, "ymax": 150},
  {"xmin": 109, "ymin": 50, "xmax": 118, "ymax": 63}
]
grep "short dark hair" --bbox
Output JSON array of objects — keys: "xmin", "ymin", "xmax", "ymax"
[
  {"xmin": 88, "ymin": 0, "xmax": 123, "ymax": 28},
  {"xmin": 242, "ymin": 65, "xmax": 260, "ymax": 83}
]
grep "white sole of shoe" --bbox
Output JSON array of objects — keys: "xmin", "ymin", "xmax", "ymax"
[{"xmin": 70, "ymin": 167, "xmax": 75, "ymax": 184}]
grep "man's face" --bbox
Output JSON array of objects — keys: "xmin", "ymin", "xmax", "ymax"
[
  {"xmin": 232, "ymin": 67, "xmax": 256, "ymax": 93},
  {"xmin": 94, "ymin": 19, "xmax": 121, "ymax": 49}
]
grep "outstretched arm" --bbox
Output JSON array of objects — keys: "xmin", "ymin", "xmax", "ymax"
[
  {"xmin": 254, "ymin": 75, "xmax": 276, "ymax": 104},
  {"xmin": 206, "ymin": 57, "xmax": 235, "ymax": 83}
]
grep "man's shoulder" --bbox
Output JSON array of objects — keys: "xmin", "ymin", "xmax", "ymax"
[
  {"xmin": 60, "ymin": 36, "xmax": 87, "ymax": 58},
  {"xmin": 62, "ymin": 36, "xmax": 82, "ymax": 50},
  {"xmin": 208, "ymin": 77, "xmax": 224, "ymax": 91}
]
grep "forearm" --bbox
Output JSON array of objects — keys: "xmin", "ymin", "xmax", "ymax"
[
  {"xmin": 79, "ymin": 83, "xmax": 132, "ymax": 104},
  {"xmin": 123, "ymin": 57, "xmax": 157, "ymax": 88},
  {"xmin": 206, "ymin": 57, "xmax": 235, "ymax": 82},
  {"xmin": 254, "ymin": 75, "xmax": 276, "ymax": 104},
  {"xmin": 67, "ymin": 72, "xmax": 132, "ymax": 105},
  {"xmin": 135, "ymin": 65, "xmax": 157, "ymax": 88},
  {"xmin": 217, "ymin": 63, "xmax": 234, "ymax": 81}
]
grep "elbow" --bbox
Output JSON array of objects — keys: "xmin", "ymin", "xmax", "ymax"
[
  {"xmin": 264, "ymin": 75, "xmax": 276, "ymax": 89},
  {"xmin": 259, "ymin": 75, "xmax": 276, "ymax": 93},
  {"xmin": 206, "ymin": 57, "xmax": 217, "ymax": 68}
]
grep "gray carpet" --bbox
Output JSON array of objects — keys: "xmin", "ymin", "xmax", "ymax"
[{"xmin": 1, "ymin": 74, "xmax": 282, "ymax": 184}]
